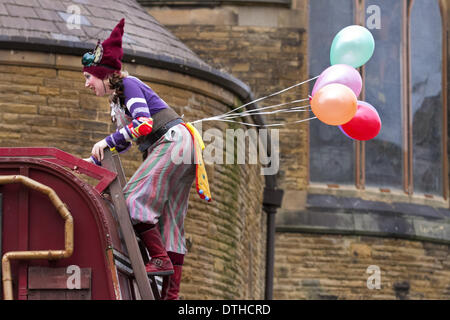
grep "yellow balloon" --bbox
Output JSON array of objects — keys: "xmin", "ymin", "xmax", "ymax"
[{"xmin": 311, "ymin": 83, "xmax": 357, "ymax": 125}]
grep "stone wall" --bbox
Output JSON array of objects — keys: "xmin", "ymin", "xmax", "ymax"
[
  {"xmin": 148, "ymin": 3, "xmax": 310, "ymax": 193},
  {"xmin": 145, "ymin": 0, "xmax": 450, "ymax": 300},
  {"xmin": 275, "ymin": 232, "xmax": 450, "ymax": 299},
  {"xmin": 146, "ymin": 1, "xmax": 311, "ymax": 299},
  {"xmin": 0, "ymin": 50, "xmax": 266, "ymax": 299}
]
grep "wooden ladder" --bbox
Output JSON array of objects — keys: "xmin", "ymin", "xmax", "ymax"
[{"xmin": 102, "ymin": 149, "xmax": 160, "ymax": 300}]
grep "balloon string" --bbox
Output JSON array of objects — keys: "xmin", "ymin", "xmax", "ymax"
[
  {"xmin": 200, "ymin": 116, "xmax": 317, "ymax": 128},
  {"xmin": 222, "ymin": 76, "xmax": 319, "ymax": 117},
  {"xmin": 191, "ymin": 76, "xmax": 318, "ymax": 124},
  {"xmin": 192, "ymin": 98, "xmax": 311, "ymax": 124},
  {"xmin": 222, "ymin": 98, "xmax": 310, "ymax": 118},
  {"xmin": 265, "ymin": 116, "xmax": 317, "ymax": 127},
  {"xmin": 222, "ymin": 105, "xmax": 311, "ymax": 120}
]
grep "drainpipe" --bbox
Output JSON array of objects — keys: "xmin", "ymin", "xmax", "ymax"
[
  {"xmin": 263, "ymin": 172, "xmax": 283, "ymax": 300},
  {"xmin": 263, "ymin": 202, "xmax": 278, "ymax": 299},
  {"xmin": 261, "ymin": 168, "xmax": 284, "ymax": 300}
]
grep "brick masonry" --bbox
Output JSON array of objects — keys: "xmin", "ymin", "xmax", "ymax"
[
  {"xmin": 0, "ymin": 57, "xmax": 266, "ymax": 299},
  {"xmin": 275, "ymin": 232, "xmax": 450, "ymax": 299},
  {"xmin": 1, "ymin": 0, "xmax": 449, "ymax": 300},
  {"xmin": 163, "ymin": 24, "xmax": 309, "ymax": 192},
  {"xmin": 145, "ymin": 1, "xmax": 450, "ymax": 300}
]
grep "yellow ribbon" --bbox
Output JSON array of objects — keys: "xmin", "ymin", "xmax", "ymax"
[{"xmin": 183, "ymin": 122, "xmax": 211, "ymax": 202}]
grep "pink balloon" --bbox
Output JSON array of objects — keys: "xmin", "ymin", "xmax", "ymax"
[
  {"xmin": 339, "ymin": 101, "xmax": 381, "ymax": 141},
  {"xmin": 312, "ymin": 64, "xmax": 362, "ymax": 97}
]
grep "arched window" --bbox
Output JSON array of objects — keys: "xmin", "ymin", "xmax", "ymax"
[
  {"xmin": 308, "ymin": 0, "xmax": 447, "ymax": 199},
  {"xmin": 364, "ymin": 0, "xmax": 404, "ymax": 190},
  {"xmin": 410, "ymin": 0, "xmax": 445, "ymax": 196},
  {"xmin": 309, "ymin": 0, "xmax": 355, "ymax": 185}
]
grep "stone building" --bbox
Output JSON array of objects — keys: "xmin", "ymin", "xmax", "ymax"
[
  {"xmin": 0, "ymin": 0, "xmax": 449, "ymax": 300},
  {"xmin": 0, "ymin": 0, "xmax": 270, "ymax": 299},
  {"xmin": 142, "ymin": 0, "xmax": 450, "ymax": 299}
]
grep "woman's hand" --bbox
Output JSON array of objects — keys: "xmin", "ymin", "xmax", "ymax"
[
  {"xmin": 91, "ymin": 139, "xmax": 108, "ymax": 162},
  {"xmin": 83, "ymin": 156, "xmax": 102, "ymax": 166}
]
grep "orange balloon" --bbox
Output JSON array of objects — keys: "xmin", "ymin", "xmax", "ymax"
[{"xmin": 311, "ymin": 83, "xmax": 357, "ymax": 125}]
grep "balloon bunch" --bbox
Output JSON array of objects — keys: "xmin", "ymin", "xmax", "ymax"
[
  {"xmin": 310, "ymin": 25, "xmax": 381, "ymax": 141},
  {"xmin": 193, "ymin": 25, "xmax": 381, "ymax": 139}
]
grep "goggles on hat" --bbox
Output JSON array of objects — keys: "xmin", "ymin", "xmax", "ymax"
[{"xmin": 82, "ymin": 40, "xmax": 103, "ymax": 67}]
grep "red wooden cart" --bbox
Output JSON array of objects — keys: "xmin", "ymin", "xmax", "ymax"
[{"xmin": 0, "ymin": 147, "xmax": 157, "ymax": 300}]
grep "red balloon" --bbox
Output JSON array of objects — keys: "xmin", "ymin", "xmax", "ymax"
[{"xmin": 339, "ymin": 101, "xmax": 381, "ymax": 141}]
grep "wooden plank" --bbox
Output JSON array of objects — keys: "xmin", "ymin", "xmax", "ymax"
[
  {"xmin": 149, "ymin": 276, "xmax": 161, "ymax": 300},
  {"xmin": 28, "ymin": 266, "xmax": 91, "ymax": 290},
  {"xmin": 101, "ymin": 149, "xmax": 154, "ymax": 300},
  {"xmin": 28, "ymin": 289, "xmax": 91, "ymax": 300},
  {"xmin": 28, "ymin": 266, "xmax": 92, "ymax": 300},
  {"xmin": 110, "ymin": 151, "xmax": 127, "ymax": 189}
]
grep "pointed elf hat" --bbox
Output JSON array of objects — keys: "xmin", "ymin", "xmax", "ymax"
[{"xmin": 82, "ymin": 18, "xmax": 125, "ymax": 79}]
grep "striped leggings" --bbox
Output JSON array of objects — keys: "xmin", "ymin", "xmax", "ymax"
[{"xmin": 123, "ymin": 124, "xmax": 195, "ymax": 254}]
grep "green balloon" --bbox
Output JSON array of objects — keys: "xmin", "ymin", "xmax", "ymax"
[{"xmin": 330, "ymin": 25, "xmax": 375, "ymax": 68}]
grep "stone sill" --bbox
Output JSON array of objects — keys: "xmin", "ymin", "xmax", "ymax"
[
  {"xmin": 308, "ymin": 183, "xmax": 448, "ymax": 209},
  {"xmin": 276, "ymin": 193, "xmax": 450, "ymax": 244}
]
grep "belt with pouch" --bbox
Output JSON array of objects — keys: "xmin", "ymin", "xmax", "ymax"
[{"xmin": 138, "ymin": 117, "xmax": 183, "ymax": 153}]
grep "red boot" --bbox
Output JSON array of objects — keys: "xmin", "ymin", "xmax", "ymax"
[
  {"xmin": 138, "ymin": 225, "xmax": 174, "ymax": 276},
  {"xmin": 160, "ymin": 252, "xmax": 184, "ymax": 300},
  {"xmin": 162, "ymin": 265, "xmax": 183, "ymax": 300}
]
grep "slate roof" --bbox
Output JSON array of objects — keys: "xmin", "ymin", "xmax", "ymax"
[
  {"xmin": 0, "ymin": 0, "xmax": 209, "ymax": 68},
  {"xmin": 0, "ymin": 0, "xmax": 257, "ymax": 126}
]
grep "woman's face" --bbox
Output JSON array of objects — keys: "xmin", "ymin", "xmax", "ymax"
[{"xmin": 84, "ymin": 72, "xmax": 108, "ymax": 96}]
